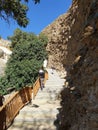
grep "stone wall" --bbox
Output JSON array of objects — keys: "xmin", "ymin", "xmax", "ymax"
[{"xmin": 41, "ymin": 0, "xmax": 98, "ymax": 129}]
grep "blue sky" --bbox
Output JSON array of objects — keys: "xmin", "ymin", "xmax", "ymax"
[{"xmin": 0, "ymin": 0, "xmax": 72, "ymax": 39}]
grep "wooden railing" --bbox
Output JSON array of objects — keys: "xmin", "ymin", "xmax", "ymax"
[
  {"xmin": 0, "ymin": 87, "xmax": 32, "ymax": 130},
  {"xmin": 0, "ymin": 71, "xmax": 48, "ymax": 130}
]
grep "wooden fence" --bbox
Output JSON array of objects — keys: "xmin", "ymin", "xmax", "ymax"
[{"xmin": 0, "ymin": 71, "xmax": 48, "ymax": 130}]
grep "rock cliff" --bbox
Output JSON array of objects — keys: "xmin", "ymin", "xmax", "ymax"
[
  {"xmin": 41, "ymin": 0, "xmax": 98, "ymax": 130},
  {"xmin": 0, "ymin": 39, "xmax": 12, "ymax": 76}
]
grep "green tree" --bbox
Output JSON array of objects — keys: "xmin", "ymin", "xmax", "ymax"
[
  {"xmin": 8, "ymin": 28, "xmax": 37, "ymax": 49},
  {"xmin": 0, "ymin": 29, "xmax": 48, "ymax": 95},
  {"xmin": 0, "ymin": 0, "xmax": 40, "ymax": 27},
  {"xmin": 38, "ymin": 33, "xmax": 48, "ymax": 47}
]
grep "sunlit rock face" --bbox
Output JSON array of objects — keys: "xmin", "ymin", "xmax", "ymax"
[
  {"xmin": 0, "ymin": 49, "xmax": 4, "ymax": 58},
  {"xmin": 0, "ymin": 39, "xmax": 12, "ymax": 76},
  {"xmin": 41, "ymin": 13, "xmax": 70, "ymax": 77},
  {"xmin": 41, "ymin": 0, "xmax": 98, "ymax": 129}
]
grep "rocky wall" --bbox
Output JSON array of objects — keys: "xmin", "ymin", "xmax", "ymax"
[
  {"xmin": 58, "ymin": 0, "xmax": 98, "ymax": 130},
  {"xmin": 42, "ymin": 0, "xmax": 98, "ymax": 129}
]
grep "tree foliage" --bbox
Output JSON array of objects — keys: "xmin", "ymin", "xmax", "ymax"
[
  {"xmin": 0, "ymin": 28, "xmax": 48, "ymax": 95},
  {"xmin": 8, "ymin": 28, "xmax": 37, "ymax": 49},
  {"xmin": 0, "ymin": 0, "xmax": 40, "ymax": 27}
]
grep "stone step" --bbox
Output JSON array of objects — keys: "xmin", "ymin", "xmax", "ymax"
[
  {"xmin": 34, "ymin": 94, "xmax": 61, "ymax": 100},
  {"xmin": 10, "ymin": 121, "xmax": 56, "ymax": 130},
  {"xmin": 38, "ymin": 89, "xmax": 63, "ymax": 93},
  {"xmin": 19, "ymin": 110, "xmax": 59, "ymax": 115},
  {"xmin": 13, "ymin": 114, "xmax": 58, "ymax": 122},
  {"xmin": 45, "ymin": 85, "xmax": 64, "ymax": 87},
  {"xmin": 13, "ymin": 118, "xmax": 56, "ymax": 125}
]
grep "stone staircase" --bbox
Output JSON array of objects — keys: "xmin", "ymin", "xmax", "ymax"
[{"xmin": 8, "ymin": 69, "xmax": 65, "ymax": 130}]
